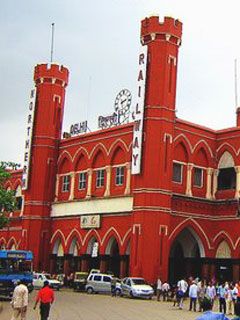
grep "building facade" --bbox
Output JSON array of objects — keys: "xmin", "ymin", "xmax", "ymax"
[{"xmin": 2, "ymin": 15, "xmax": 240, "ymax": 284}]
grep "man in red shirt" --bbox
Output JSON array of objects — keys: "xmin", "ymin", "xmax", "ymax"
[{"xmin": 33, "ymin": 280, "xmax": 54, "ymax": 320}]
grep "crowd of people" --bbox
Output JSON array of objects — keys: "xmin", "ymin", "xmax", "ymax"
[
  {"xmin": 156, "ymin": 276, "xmax": 240, "ymax": 319},
  {"xmin": 7, "ymin": 272, "xmax": 240, "ymax": 320}
]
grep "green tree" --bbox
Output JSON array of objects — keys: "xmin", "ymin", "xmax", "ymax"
[{"xmin": 0, "ymin": 162, "xmax": 19, "ymax": 229}]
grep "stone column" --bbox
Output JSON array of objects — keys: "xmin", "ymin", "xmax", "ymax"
[
  {"xmin": 49, "ymin": 254, "xmax": 57, "ymax": 274},
  {"xmin": 80, "ymin": 255, "xmax": 90, "ymax": 272},
  {"xmin": 124, "ymin": 162, "xmax": 131, "ymax": 195},
  {"xmin": 212, "ymin": 169, "xmax": 219, "ymax": 199},
  {"xmin": 63, "ymin": 254, "xmax": 71, "ymax": 275},
  {"xmin": 86, "ymin": 169, "xmax": 93, "ymax": 198},
  {"xmin": 55, "ymin": 174, "xmax": 60, "ymax": 201},
  {"xmin": 201, "ymin": 263, "xmax": 209, "ymax": 281},
  {"xmin": 186, "ymin": 164, "xmax": 193, "ymax": 196},
  {"xmin": 233, "ymin": 264, "xmax": 240, "ymax": 282},
  {"xmin": 69, "ymin": 172, "xmax": 75, "ymax": 200},
  {"xmin": 99, "ymin": 255, "xmax": 108, "ymax": 273},
  {"xmin": 235, "ymin": 166, "xmax": 240, "ymax": 198},
  {"xmin": 206, "ymin": 168, "xmax": 213, "ymax": 199},
  {"xmin": 209, "ymin": 264, "xmax": 216, "ymax": 280},
  {"xmin": 104, "ymin": 166, "xmax": 111, "ymax": 197},
  {"xmin": 119, "ymin": 255, "xmax": 129, "ymax": 278}
]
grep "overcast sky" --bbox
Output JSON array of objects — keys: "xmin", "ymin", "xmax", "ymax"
[{"xmin": 1, "ymin": 0, "xmax": 240, "ymax": 165}]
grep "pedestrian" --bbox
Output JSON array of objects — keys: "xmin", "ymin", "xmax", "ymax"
[
  {"xmin": 233, "ymin": 283, "xmax": 239, "ymax": 305},
  {"xmin": 156, "ymin": 276, "xmax": 162, "ymax": 301},
  {"xmin": 33, "ymin": 280, "xmax": 54, "ymax": 320},
  {"xmin": 197, "ymin": 280, "xmax": 206, "ymax": 312},
  {"xmin": 172, "ymin": 285, "xmax": 179, "ymax": 307},
  {"xmin": 189, "ymin": 280, "xmax": 198, "ymax": 312},
  {"xmin": 233, "ymin": 301, "xmax": 240, "ymax": 320},
  {"xmin": 206, "ymin": 282, "xmax": 216, "ymax": 307},
  {"xmin": 10, "ymin": 280, "xmax": 28, "ymax": 320},
  {"xmin": 225, "ymin": 284, "xmax": 234, "ymax": 316},
  {"xmin": 162, "ymin": 281, "xmax": 170, "ymax": 301},
  {"xmin": 177, "ymin": 278, "xmax": 188, "ymax": 309},
  {"xmin": 195, "ymin": 297, "xmax": 229, "ymax": 320},
  {"xmin": 111, "ymin": 277, "xmax": 117, "ymax": 297},
  {"xmin": 217, "ymin": 282, "xmax": 227, "ymax": 314}
]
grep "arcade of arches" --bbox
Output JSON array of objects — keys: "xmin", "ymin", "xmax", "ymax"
[
  {"xmin": 49, "ymin": 236, "xmax": 130, "ymax": 278},
  {"xmin": 169, "ymin": 228, "xmax": 239, "ymax": 284}
]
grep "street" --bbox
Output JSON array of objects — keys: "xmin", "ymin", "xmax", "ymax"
[{"xmin": 0, "ymin": 290, "xmax": 205, "ymax": 320}]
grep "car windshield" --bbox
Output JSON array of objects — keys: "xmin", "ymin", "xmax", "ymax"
[{"xmin": 132, "ymin": 278, "xmax": 146, "ymax": 285}]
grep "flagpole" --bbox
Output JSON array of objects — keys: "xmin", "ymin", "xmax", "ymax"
[{"xmin": 50, "ymin": 23, "xmax": 55, "ymax": 63}]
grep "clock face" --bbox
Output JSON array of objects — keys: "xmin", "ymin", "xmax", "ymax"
[{"xmin": 114, "ymin": 89, "xmax": 132, "ymax": 113}]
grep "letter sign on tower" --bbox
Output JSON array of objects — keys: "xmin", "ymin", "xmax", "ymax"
[
  {"xmin": 131, "ymin": 46, "xmax": 148, "ymax": 174},
  {"xmin": 22, "ymin": 88, "xmax": 36, "ymax": 190}
]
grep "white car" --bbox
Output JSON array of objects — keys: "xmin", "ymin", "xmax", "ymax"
[
  {"xmin": 33, "ymin": 273, "xmax": 61, "ymax": 290},
  {"xmin": 86, "ymin": 273, "xmax": 122, "ymax": 295},
  {"xmin": 121, "ymin": 277, "xmax": 154, "ymax": 299}
]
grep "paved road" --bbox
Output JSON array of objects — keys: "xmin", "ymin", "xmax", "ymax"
[{"xmin": 0, "ymin": 290, "xmax": 218, "ymax": 320}]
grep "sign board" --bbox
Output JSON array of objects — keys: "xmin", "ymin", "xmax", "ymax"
[
  {"xmin": 80, "ymin": 215, "xmax": 100, "ymax": 229},
  {"xmin": 131, "ymin": 45, "xmax": 148, "ymax": 174},
  {"xmin": 70, "ymin": 121, "xmax": 88, "ymax": 136},
  {"xmin": 22, "ymin": 88, "xmax": 37, "ymax": 190},
  {"xmin": 7, "ymin": 252, "xmax": 26, "ymax": 259}
]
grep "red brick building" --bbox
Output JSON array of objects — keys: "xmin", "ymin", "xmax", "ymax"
[{"xmin": 2, "ymin": 15, "xmax": 240, "ymax": 284}]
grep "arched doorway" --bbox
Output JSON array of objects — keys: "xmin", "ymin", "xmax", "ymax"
[
  {"xmin": 105, "ymin": 237, "xmax": 120, "ymax": 276},
  {"xmin": 169, "ymin": 228, "xmax": 204, "ymax": 284},
  {"xmin": 86, "ymin": 237, "xmax": 100, "ymax": 270},
  {"xmin": 53, "ymin": 239, "xmax": 64, "ymax": 274},
  {"xmin": 215, "ymin": 240, "xmax": 232, "ymax": 282},
  {"xmin": 69, "ymin": 238, "xmax": 79, "ymax": 272}
]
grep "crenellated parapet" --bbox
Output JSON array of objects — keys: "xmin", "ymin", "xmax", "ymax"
[
  {"xmin": 141, "ymin": 15, "xmax": 182, "ymax": 46},
  {"xmin": 34, "ymin": 63, "xmax": 69, "ymax": 87}
]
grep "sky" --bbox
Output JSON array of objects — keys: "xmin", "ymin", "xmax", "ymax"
[{"xmin": 1, "ymin": 0, "xmax": 240, "ymax": 165}]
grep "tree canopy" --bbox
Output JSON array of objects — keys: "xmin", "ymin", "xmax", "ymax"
[{"xmin": 0, "ymin": 162, "xmax": 20, "ymax": 229}]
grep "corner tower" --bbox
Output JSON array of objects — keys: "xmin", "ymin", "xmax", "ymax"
[
  {"xmin": 22, "ymin": 64, "xmax": 69, "ymax": 270},
  {"xmin": 131, "ymin": 16, "xmax": 182, "ymax": 282}
]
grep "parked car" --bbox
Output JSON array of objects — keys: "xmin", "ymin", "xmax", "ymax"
[
  {"xmin": 56, "ymin": 274, "xmax": 65, "ymax": 287},
  {"xmin": 73, "ymin": 272, "xmax": 88, "ymax": 291},
  {"xmin": 121, "ymin": 277, "xmax": 154, "ymax": 299},
  {"xmin": 88, "ymin": 269, "xmax": 100, "ymax": 275},
  {"xmin": 86, "ymin": 273, "xmax": 122, "ymax": 295},
  {"xmin": 33, "ymin": 272, "xmax": 61, "ymax": 290}
]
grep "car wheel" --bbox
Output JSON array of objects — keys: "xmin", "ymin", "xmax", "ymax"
[{"xmin": 87, "ymin": 287, "xmax": 94, "ymax": 294}]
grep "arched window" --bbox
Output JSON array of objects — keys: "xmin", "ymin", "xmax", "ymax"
[
  {"xmin": 216, "ymin": 241, "xmax": 231, "ymax": 258},
  {"xmin": 15, "ymin": 185, "xmax": 23, "ymax": 210},
  {"xmin": 217, "ymin": 152, "xmax": 236, "ymax": 190}
]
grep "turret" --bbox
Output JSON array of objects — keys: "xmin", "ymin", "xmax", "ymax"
[
  {"xmin": 22, "ymin": 63, "xmax": 69, "ymax": 270},
  {"xmin": 131, "ymin": 15, "xmax": 182, "ymax": 282},
  {"xmin": 141, "ymin": 15, "xmax": 182, "ymax": 111}
]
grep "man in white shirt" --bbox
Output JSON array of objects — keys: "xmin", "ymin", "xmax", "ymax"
[
  {"xmin": 162, "ymin": 281, "xmax": 170, "ymax": 301},
  {"xmin": 178, "ymin": 278, "xmax": 188, "ymax": 309},
  {"xmin": 189, "ymin": 281, "xmax": 198, "ymax": 311},
  {"xmin": 10, "ymin": 280, "xmax": 29, "ymax": 320},
  {"xmin": 156, "ymin": 277, "xmax": 162, "ymax": 301}
]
